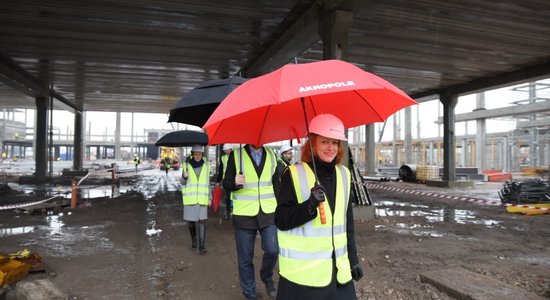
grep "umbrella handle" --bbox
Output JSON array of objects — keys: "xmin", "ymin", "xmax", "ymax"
[{"xmin": 318, "ymin": 202, "xmax": 327, "ymax": 224}]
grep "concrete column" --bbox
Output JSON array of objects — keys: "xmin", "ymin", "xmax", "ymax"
[
  {"xmin": 319, "ymin": 8, "xmax": 353, "ymax": 165},
  {"xmin": 1, "ymin": 109, "xmax": 5, "ymax": 152},
  {"xmin": 74, "ymin": 62, "xmax": 85, "ymax": 169},
  {"xmin": 54, "ymin": 146, "xmax": 60, "ymax": 159},
  {"xmin": 34, "ymin": 96, "xmax": 48, "ymax": 179},
  {"xmin": 460, "ymin": 139, "xmax": 466, "ymax": 167},
  {"xmin": 365, "ymin": 124, "xmax": 376, "ymax": 175},
  {"xmin": 429, "ymin": 142, "xmax": 434, "ymax": 165},
  {"xmin": 115, "ymin": 112, "xmax": 121, "ymax": 160},
  {"xmin": 544, "ymin": 142, "xmax": 550, "ymax": 166},
  {"xmin": 319, "ymin": 6, "xmax": 374, "ymax": 218},
  {"xmin": 404, "ymin": 107, "xmax": 412, "ymax": 164},
  {"xmin": 528, "ymin": 83, "xmax": 538, "ymax": 167},
  {"xmin": 392, "ymin": 115, "xmax": 399, "ymax": 166},
  {"xmin": 475, "ymin": 93, "xmax": 487, "ymax": 171},
  {"xmin": 319, "ymin": 10, "xmax": 352, "ymax": 61},
  {"xmin": 440, "ymin": 92, "xmax": 458, "ymax": 181},
  {"xmin": 130, "ymin": 112, "xmax": 134, "ymax": 155},
  {"xmin": 73, "ymin": 112, "xmax": 84, "ymax": 170}
]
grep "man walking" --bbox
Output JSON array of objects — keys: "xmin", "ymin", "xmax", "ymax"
[
  {"xmin": 216, "ymin": 144, "xmax": 233, "ymax": 220},
  {"xmin": 223, "ymin": 144, "xmax": 279, "ymax": 300}
]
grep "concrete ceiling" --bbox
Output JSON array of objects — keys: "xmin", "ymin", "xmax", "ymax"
[{"xmin": 1, "ymin": 0, "xmax": 550, "ymax": 118}]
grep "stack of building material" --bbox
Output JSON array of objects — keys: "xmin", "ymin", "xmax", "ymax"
[{"xmin": 482, "ymin": 169, "xmax": 512, "ymax": 182}]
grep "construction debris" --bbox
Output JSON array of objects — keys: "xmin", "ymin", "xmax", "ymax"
[
  {"xmin": 498, "ymin": 179, "xmax": 550, "ymax": 204},
  {"xmin": 0, "ymin": 249, "xmax": 45, "ymax": 288}
]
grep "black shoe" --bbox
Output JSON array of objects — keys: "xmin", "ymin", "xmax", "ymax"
[
  {"xmin": 191, "ymin": 239, "xmax": 197, "ymax": 249},
  {"xmin": 199, "ymin": 240, "xmax": 207, "ymax": 254},
  {"xmin": 265, "ymin": 282, "xmax": 277, "ymax": 298}
]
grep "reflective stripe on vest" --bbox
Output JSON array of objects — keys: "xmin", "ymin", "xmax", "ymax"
[
  {"xmin": 231, "ymin": 147, "xmax": 277, "ymax": 216},
  {"xmin": 181, "ymin": 161, "xmax": 210, "ymax": 206},
  {"xmin": 277, "ymin": 163, "xmax": 352, "ymax": 287}
]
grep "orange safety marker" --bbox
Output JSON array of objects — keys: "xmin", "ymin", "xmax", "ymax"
[
  {"xmin": 111, "ymin": 163, "xmax": 116, "ymax": 182},
  {"xmin": 70, "ymin": 180, "xmax": 78, "ymax": 208}
]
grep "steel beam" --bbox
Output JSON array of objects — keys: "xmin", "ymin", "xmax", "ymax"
[
  {"xmin": 0, "ymin": 55, "xmax": 81, "ymax": 113},
  {"xmin": 411, "ymin": 62, "xmax": 550, "ymax": 100},
  {"xmin": 436, "ymin": 101, "xmax": 550, "ymax": 123},
  {"xmin": 244, "ymin": 3, "xmax": 320, "ymax": 77}
]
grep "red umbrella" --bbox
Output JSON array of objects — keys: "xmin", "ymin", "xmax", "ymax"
[
  {"xmin": 211, "ymin": 185, "xmax": 223, "ymax": 213},
  {"xmin": 203, "ymin": 59, "xmax": 417, "ymax": 145},
  {"xmin": 203, "ymin": 59, "xmax": 417, "ymax": 224}
]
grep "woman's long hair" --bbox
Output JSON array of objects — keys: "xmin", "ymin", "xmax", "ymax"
[{"xmin": 300, "ymin": 134, "xmax": 345, "ymax": 164}]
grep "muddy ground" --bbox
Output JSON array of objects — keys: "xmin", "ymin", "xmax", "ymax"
[{"xmin": 1, "ymin": 169, "xmax": 549, "ymax": 299}]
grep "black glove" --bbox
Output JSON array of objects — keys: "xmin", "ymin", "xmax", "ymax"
[
  {"xmin": 308, "ymin": 183, "xmax": 326, "ymax": 213},
  {"xmin": 351, "ymin": 264, "xmax": 363, "ymax": 281}
]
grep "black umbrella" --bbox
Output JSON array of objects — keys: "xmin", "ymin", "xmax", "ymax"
[
  {"xmin": 155, "ymin": 130, "xmax": 208, "ymax": 147},
  {"xmin": 168, "ymin": 76, "xmax": 248, "ymax": 127}
]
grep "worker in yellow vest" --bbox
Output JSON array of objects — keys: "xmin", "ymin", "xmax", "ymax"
[
  {"xmin": 273, "ymin": 144, "xmax": 294, "ymax": 199},
  {"xmin": 181, "ymin": 144, "xmax": 211, "ymax": 254},
  {"xmin": 223, "ymin": 144, "xmax": 279, "ymax": 300},
  {"xmin": 275, "ymin": 114, "xmax": 363, "ymax": 300},
  {"xmin": 216, "ymin": 143, "xmax": 234, "ymax": 220},
  {"xmin": 133, "ymin": 154, "xmax": 140, "ymax": 172}
]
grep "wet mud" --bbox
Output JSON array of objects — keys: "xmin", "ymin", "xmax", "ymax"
[{"xmin": 1, "ymin": 171, "xmax": 549, "ymax": 299}]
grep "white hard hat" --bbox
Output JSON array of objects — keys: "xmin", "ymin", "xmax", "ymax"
[
  {"xmin": 279, "ymin": 144, "xmax": 293, "ymax": 154},
  {"xmin": 191, "ymin": 144, "xmax": 204, "ymax": 152},
  {"xmin": 309, "ymin": 114, "xmax": 347, "ymax": 141},
  {"xmin": 222, "ymin": 144, "xmax": 233, "ymax": 151}
]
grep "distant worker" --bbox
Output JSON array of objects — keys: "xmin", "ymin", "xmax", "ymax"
[
  {"xmin": 133, "ymin": 154, "xmax": 141, "ymax": 172},
  {"xmin": 181, "ymin": 144, "xmax": 211, "ymax": 254},
  {"xmin": 1, "ymin": 152, "xmax": 6, "ymax": 162},
  {"xmin": 216, "ymin": 144, "xmax": 233, "ymax": 220},
  {"xmin": 163, "ymin": 157, "xmax": 171, "ymax": 176},
  {"xmin": 274, "ymin": 144, "xmax": 294, "ymax": 198}
]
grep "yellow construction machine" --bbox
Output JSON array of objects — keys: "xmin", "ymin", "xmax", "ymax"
[{"xmin": 160, "ymin": 147, "xmax": 181, "ymax": 170}]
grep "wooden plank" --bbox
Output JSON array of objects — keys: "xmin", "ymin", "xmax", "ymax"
[{"xmin": 419, "ymin": 267, "xmax": 545, "ymax": 300}]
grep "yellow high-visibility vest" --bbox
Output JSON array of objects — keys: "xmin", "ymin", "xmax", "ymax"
[
  {"xmin": 231, "ymin": 147, "xmax": 277, "ymax": 216},
  {"xmin": 182, "ymin": 160, "xmax": 210, "ymax": 206},
  {"xmin": 278, "ymin": 163, "xmax": 352, "ymax": 287}
]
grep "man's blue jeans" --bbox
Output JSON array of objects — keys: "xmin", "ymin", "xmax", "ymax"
[{"xmin": 235, "ymin": 225, "xmax": 279, "ymax": 298}]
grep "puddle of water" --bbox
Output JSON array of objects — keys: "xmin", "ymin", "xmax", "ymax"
[
  {"xmin": 0, "ymin": 213, "xmax": 65, "ymax": 238},
  {"xmin": 7, "ymin": 182, "xmax": 134, "ymax": 200},
  {"xmin": 375, "ymin": 200, "xmax": 502, "ymax": 228},
  {"xmin": 376, "ymin": 200, "xmax": 429, "ymax": 209},
  {"xmin": 146, "ymin": 227, "xmax": 162, "ymax": 236},
  {"xmin": 77, "ymin": 185, "xmax": 132, "ymax": 199},
  {"xmin": 375, "ymin": 223, "xmax": 445, "ymax": 237},
  {"xmin": 46, "ymin": 213, "xmax": 65, "ymax": 236},
  {"xmin": 0, "ymin": 226, "xmax": 36, "ymax": 237}
]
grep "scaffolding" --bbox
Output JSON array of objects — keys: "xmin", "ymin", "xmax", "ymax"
[{"xmin": 349, "ymin": 81, "xmax": 550, "ymax": 174}]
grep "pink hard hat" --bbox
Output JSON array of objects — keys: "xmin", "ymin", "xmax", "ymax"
[{"xmin": 309, "ymin": 114, "xmax": 347, "ymax": 141}]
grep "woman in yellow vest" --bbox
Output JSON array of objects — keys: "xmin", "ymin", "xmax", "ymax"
[
  {"xmin": 182, "ymin": 144, "xmax": 211, "ymax": 254},
  {"xmin": 275, "ymin": 114, "xmax": 363, "ymax": 299}
]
